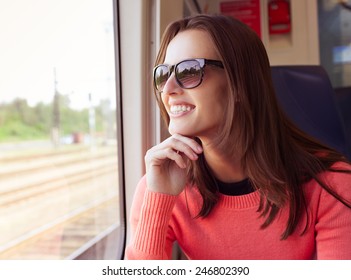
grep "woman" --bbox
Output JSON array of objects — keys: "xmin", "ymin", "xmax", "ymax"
[{"xmin": 125, "ymin": 14, "xmax": 351, "ymax": 259}]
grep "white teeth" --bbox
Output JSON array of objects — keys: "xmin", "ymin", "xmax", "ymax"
[{"xmin": 170, "ymin": 105, "xmax": 193, "ymax": 114}]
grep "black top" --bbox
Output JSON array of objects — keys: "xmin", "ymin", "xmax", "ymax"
[{"xmin": 216, "ymin": 178, "xmax": 255, "ymax": 196}]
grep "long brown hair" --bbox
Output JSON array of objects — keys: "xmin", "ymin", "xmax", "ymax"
[{"xmin": 154, "ymin": 14, "xmax": 351, "ymax": 239}]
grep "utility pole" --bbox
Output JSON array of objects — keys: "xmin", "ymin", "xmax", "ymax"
[
  {"xmin": 52, "ymin": 67, "xmax": 60, "ymax": 148},
  {"xmin": 88, "ymin": 93, "xmax": 96, "ymax": 149}
]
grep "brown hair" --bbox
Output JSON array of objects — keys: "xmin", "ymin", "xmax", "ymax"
[{"xmin": 154, "ymin": 14, "xmax": 351, "ymax": 239}]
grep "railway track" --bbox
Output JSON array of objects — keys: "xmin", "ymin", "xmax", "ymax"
[{"xmin": 0, "ymin": 144, "xmax": 120, "ymax": 259}]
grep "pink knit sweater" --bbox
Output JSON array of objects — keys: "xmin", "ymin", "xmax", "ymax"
[{"xmin": 126, "ymin": 162, "xmax": 351, "ymax": 260}]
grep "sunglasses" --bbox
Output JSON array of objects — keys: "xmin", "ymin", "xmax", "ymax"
[{"xmin": 153, "ymin": 58, "xmax": 224, "ymax": 93}]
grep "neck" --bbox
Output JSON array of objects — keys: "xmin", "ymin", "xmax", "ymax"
[{"xmin": 202, "ymin": 142, "xmax": 246, "ymax": 183}]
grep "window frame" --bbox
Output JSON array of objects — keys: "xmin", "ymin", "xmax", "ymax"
[{"xmin": 72, "ymin": 0, "xmax": 127, "ymax": 260}]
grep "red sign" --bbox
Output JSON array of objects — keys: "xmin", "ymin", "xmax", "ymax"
[
  {"xmin": 220, "ymin": 0, "xmax": 261, "ymax": 38},
  {"xmin": 268, "ymin": 0, "xmax": 291, "ymax": 34}
]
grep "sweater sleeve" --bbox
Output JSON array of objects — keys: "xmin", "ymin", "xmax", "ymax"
[
  {"xmin": 315, "ymin": 164, "xmax": 351, "ymax": 259},
  {"xmin": 125, "ymin": 176, "xmax": 177, "ymax": 260}
]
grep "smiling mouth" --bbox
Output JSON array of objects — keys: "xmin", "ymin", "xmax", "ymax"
[{"xmin": 170, "ymin": 105, "xmax": 195, "ymax": 114}]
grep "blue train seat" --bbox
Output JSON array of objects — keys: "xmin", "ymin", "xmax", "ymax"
[{"xmin": 271, "ymin": 65, "xmax": 351, "ymax": 160}]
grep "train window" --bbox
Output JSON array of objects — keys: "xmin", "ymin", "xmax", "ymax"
[
  {"xmin": 0, "ymin": 0, "xmax": 125, "ymax": 259},
  {"xmin": 318, "ymin": 0, "xmax": 351, "ymax": 88}
]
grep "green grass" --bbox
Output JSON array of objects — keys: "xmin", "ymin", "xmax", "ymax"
[{"xmin": 0, "ymin": 120, "xmax": 48, "ymax": 142}]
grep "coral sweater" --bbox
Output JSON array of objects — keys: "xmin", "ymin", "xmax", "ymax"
[{"xmin": 126, "ymin": 162, "xmax": 351, "ymax": 260}]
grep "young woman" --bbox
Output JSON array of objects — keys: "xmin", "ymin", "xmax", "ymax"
[{"xmin": 125, "ymin": 14, "xmax": 351, "ymax": 260}]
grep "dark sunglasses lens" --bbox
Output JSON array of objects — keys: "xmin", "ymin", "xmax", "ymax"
[
  {"xmin": 176, "ymin": 60, "xmax": 202, "ymax": 89},
  {"xmin": 154, "ymin": 65, "xmax": 169, "ymax": 92}
]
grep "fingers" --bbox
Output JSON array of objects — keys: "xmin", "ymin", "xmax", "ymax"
[
  {"xmin": 172, "ymin": 134, "xmax": 203, "ymax": 155},
  {"xmin": 164, "ymin": 134, "xmax": 202, "ymax": 162},
  {"xmin": 145, "ymin": 134, "xmax": 203, "ymax": 169},
  {"xmin": 150, "ymin": 146, "xmax": 187, "ymax": 169}
]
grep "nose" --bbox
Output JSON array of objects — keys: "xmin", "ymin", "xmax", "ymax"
[{"xmin": 162, "ymin": 73, "xmax": 183, "ymax": 96}]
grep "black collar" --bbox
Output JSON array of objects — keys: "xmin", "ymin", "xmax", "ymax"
[{"xmin": 216, "ymin": 178, "xmax": 255, "ymax": 196}]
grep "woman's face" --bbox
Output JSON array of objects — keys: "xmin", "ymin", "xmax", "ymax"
[{"xmin": 160, "ymin": 29, "xmax": 229, "ymax": 142}]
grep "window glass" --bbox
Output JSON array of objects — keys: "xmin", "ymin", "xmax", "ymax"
[
  {"xmin": 318, "ymin": 0, "xmax": 351, "ymax": 88},
  {"xmin": 0, "ymin": 0, "xmax": 123, "ymax": 259}
]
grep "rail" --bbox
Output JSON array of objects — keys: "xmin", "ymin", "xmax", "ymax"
[{"xmin": 0, "ymin": 144, "xmax": 120, "ymax": 259}]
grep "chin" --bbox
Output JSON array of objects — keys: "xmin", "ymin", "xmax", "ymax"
[{"xmin": 168, "ymin": 126, "xmax": 196, "ymax": 137}]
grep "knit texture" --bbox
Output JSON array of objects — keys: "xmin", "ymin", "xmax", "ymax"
[{"xmin": 126, "ymin": 162, "xmax": 351, "ymax": 259}]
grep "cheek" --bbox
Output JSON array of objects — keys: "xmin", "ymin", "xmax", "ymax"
[
  {"xmin": 160, "ymin": 94, "xmax": 167, "ymax": 108},
  {"xmin": 159, "ymin": 96, "xmax": 169, "ymax": 115},
  {"xmin": 198, "ymin": 94, "xmax": 226, "ymax": 125},
  {"xmin": 206, "ymin": 86, "xmax": 228, "ymax": 114},
  {"xmin": 211, "ymin": 88, "xmax": 229, "ymax": 125}
]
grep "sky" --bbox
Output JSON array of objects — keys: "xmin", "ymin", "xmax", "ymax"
[{"xmin": 0, "ymin": 0, "xmax": 116, "ymax": 109}]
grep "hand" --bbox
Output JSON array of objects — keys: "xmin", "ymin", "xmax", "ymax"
[{"xmin": 145, "ymin": 134, "xmax": 203, "ymax": 195}]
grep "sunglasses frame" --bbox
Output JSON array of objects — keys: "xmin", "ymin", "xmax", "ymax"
[{"xmin": 153, "ymin": 58, "xmax": 224, "ymax": 93}]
